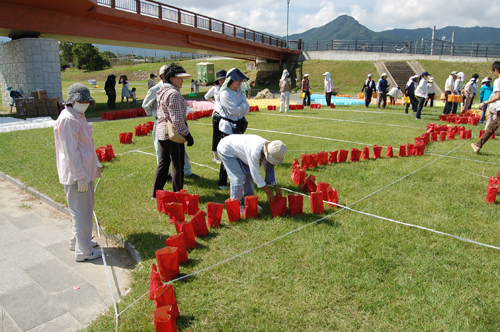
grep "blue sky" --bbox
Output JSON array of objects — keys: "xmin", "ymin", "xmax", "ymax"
[{"xmin": 158, "ymin": 0, "xmax": 500, "ymax": 36}]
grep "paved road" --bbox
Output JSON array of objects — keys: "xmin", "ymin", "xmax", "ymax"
[{"xmin": 0, "ymin": 178, "xmax": 134, "ymax": 332}]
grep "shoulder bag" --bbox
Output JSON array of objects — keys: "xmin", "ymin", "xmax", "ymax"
[{"xmin": 166, "ymin": 119, "xmax": 187, "ymax": 143}]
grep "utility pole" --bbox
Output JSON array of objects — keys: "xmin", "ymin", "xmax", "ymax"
[
  {"xmin": 451, "ymin": 31, "xmax": 455, "ymax": 56},
  {"xmin": 431, "ymin": 26, "xmax": 435, "ymax": 55}
]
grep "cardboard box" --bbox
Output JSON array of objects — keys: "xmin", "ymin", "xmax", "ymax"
[
  {"xmin": 26, "ymin": 103, "xmax": 36, "ymax": 112},
  {"xmin": 46, "ymin": 98, "xmax": 58, "ymax": 107},
  {"xmin": 37, "ymin": 107, "xmax": 49, "ymax": 116},
  {"xmin": 31, "ymin": 91, "xmax": 39, "ymax": 99},
  {"xmin": 48, "ymin": 106, "xmax": 59, "ymax": 115},
  {"xmin": 26, "ymin": 107, "xmax": 37, "ymax": 116},
  {"xmin": 25, "ymin": 98, "xmax": 35, "ymax": 105},
  {"xmin": 16, "ymin": 108, "xmax": 26, "ymax": 116},
  {"xmin": 14, "ymin": 98, "xmax": 25, "ymax": 109},
  {"xmin": 35, "ymin": 99, "xmax": 46, "ymax": 108},
  {"xmin": 37, "ymin": 90, "xmax": 48, "ymax": 99}
]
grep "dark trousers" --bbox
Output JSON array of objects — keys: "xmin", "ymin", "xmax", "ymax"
[
  {"xmin": 107, "ymin": 91, "xmax": 116, "ymax": 109},
  {"xmin": 212, "ymin": 113, "xmax": 222, "ymax": 152},
  {"xmin": 325, "ymin": 92, "xmax": 332, "ymax": 106},
  {"xmin": 152, "ymin": 139, "xmax": 185, "ymax": 196},
  {"xmin": 425, "ymin": 93, "xmax": 435, "ymax": 107},
  {"xmin": 405, "ymin": 94, "xmax": 417, "ymax": 113},
  {"xmin": 443, "ymin": 91, "xmax": 453, "ymax": 114},
  {"xmin": 218, "ymin": 133, "xmax": 229, "ymax": 187},
  {"xmin": 303, "ymin": 90, "xmax": 311, "ymax": 106},
  {"xmin": 416, "ymin": 97, "xmax": 426, "ymax": 119},
  {"xmin": 377, "ymin": 91, "xmax": 387, "ymax": 109},
  {"xmin": 364, "ymin": 91, "xmax": 373, "ymax": 107},
  {"xmin": 477, "ymin": 111, "xmax": 500, "ymax": 149}
]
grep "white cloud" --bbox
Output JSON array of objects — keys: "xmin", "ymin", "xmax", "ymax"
[
  {"xmin": 295, "ymin": 1, "xmax": 339, "ymax": 33},
  {"xmin": 349, "ymin": 5, "xmax": 368, "ymax": 23}
]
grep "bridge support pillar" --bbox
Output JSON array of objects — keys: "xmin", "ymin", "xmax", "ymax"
[
  {"xmin": 246, "ymin": 60, "xmax": 298, "ymax": 88},
  {"xmin": 0, "ymin": 38, "xmax": 62, "ymax": 108}
]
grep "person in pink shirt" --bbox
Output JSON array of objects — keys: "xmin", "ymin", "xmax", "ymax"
[{"xmin": 53, "ymin": 83, "xmax": 102, "ymax": 262}]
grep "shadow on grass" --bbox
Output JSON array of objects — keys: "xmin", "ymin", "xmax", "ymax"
[{"xmin": 177, "ymin": 314, "xmax": 197, "ymax": 331}]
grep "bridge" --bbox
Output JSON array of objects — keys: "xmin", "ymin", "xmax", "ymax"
[{"xmin": 0, "ymin": 0, "xmax": 301, "ymax": 62}]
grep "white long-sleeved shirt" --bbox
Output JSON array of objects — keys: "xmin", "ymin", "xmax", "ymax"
[
  {"xmin": 415, "ymin": 78, "xmax": 428, "ymax": 98},
  {"xmin": 142, "ymin": 81, "xmax": 164, "ymax": 117},
  {"xmin": 387, "ymin": 87, "xmax": 402, "ymax": 98},
  {"xmin": 454, "ymin": 79, "xmax": 462, "ymax": 94},
  {"xmin": 217, "ymin": 134, "xmax": 275, "ymax": 188},
  {"xmin": 204, "ymin": 85, "xmax": 221, "ymax": 102},
  {"xmin": 427, "ymin": 82, "xmax": 435, "ymax": 94},
  {"xmin": 215, "ymin": 88, "xmax": 249, "ymax": 135},
  {"xmin": 445, "ymin": 76, "xmax": 455, "ymax": 92},
  {"xmin": 53, "ymin": 106, "xmax": 101, "ymax": 185}
]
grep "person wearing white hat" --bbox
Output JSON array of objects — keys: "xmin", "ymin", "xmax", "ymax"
[
  {"xmin": 451, "ymin": 72, "xmax": 464, "ymax": 114},
  {"xmin": 415, "ymin": 71, "xmax": 431, "ymax": 120},
  {"xmin": 472, "ymin": 61, "xmax": 500, "ymax": 153},
  {"xmin": 479, "ymin": 77, "xmax": 493, "ymax": 123},
  {"xmin": 404, "ymin": 75, "xmax": 418, "ymax": 114},
  {"xmin": 462, "ymin": 76, "xmax": 478, "ymax": 112},
  {"xmin": 323, "ymin": 72, "xmax": 333, "ymax": 106},
  {"xmin": 443, "ymin": 71, "xmax": 457, "ymax": 114},
  {"xmin": 152, "ymin": 63, "xmax": 194, "ymax": 195},
  {"xmin": 424, "ymin": 77, "xmax": 435, "ymax": 107},
  {"xmin": 143, "ymin": 64, "xmax": 198, "ymax": 180},
  {"xmin": 377, "ymin": 73, "xmax": 390, "ymax": 109},
  {"xmin": 279, "ymin": 69, "xmax": 292, "ymax": 113},
  {"xmin": 54, "ymin": 83, "xmax": 102, "ymax": 262},
  {"xmin": 361, "ymin": 73, "xmax": 376, "ymax": 108},
  {"xmin": 301, "ymin": 73, "xmax": 311, "ymax": 106},
  {"xmin": 217, "ymin": 134, "xmax": 287, "ymax": 214}
]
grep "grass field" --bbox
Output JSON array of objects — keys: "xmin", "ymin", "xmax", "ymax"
[{"xmin": 1, "ymin": 92, "xmax": 500, "ymax": 331}]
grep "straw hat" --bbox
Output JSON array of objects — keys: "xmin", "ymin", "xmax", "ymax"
[{"xmin": 304, "ymin": 73, "xmax": 310, "ymax": 77}]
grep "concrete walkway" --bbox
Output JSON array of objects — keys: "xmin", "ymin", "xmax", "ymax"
[{"xmin": 0, "ymin": 178, "xmax": 135, "ymax": 332}]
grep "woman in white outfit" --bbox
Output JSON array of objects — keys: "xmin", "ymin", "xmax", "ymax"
[
  {"xmin": 214, "ymin": 68, "xmax": 250, "ymax": 189},
  {"xmin": 279, "ymin": 69, "xmax": 291, "ymax": 113},
  {"xmin": 205, "ymin": 69, "xmax": 227, "ymax": 163},
  {"xmin": 53, "ymin": 83, "xmax": 102, "ymax": 262}
]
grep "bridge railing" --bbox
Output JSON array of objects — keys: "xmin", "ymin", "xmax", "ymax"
[
  {"xmin": 97, "ymin": 0, "xmax": 288, "ymax": 49},
  {"xmin": 297, "ymin": 39, "xmax": 500, "ymax": 58}
]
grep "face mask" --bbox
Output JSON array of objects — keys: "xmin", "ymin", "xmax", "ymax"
[{"xmin": 73, "ymin": 101, "xmax": 89, "ymax": 113}]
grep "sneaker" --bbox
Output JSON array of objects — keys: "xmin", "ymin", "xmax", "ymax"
[
  {"xmin": 213, "ymin": 157, "xmax": 221, "ymax": 164},
  {"xmin": 239, "ymin": 205, "xmax": 245, "ymax": 215},
  {"xmin": 219, "ymin": 186, "xmax": 228, "ymax": 190},
  {"xmin": 471, "ymin": 143, "xmax": 480, "ymax": 153},
  {"xmin": 185, "ymin": 173, "xmax": 200, "ymax": 179},
  {"xmin": 70, "ymin": 240, "xmax": 98, "ymax": 251},
  {"xmin": 75, "ymin": 249, "xmax": 102, "ymax": 262}
]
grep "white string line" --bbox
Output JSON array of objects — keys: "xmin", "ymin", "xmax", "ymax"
[
  {"xmin": 93, "ymin": 177, "xmax": 119, "ymax": 332},
  {"xmin": 442, "ymin": 164, "xmax": 490, "ymax": 178},
  {"xmin": 426, "ymin": 153, "xmax": 500, "ymax": 166},
  {"xmin": 190, "ymin": 162, "xmax": 221, "ymax": 172},
  {"xmin": 260, "ymin": 112, "xmax": 429, "ymax": 129},
  {"xmin": 280, "ymin": 188, "xmax": 500, "ymax": 251}
]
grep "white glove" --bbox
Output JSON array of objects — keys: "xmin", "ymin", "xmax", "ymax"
[{"xmin": 77, "ymin": 179, "xmax": 89, "ymax": 193}]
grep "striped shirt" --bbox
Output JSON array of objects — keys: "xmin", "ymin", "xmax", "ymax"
[
  {"xmin": 156, "ymin": 83, "xmax": 189, "ymax": 141},
  {"xmin": 302, "ymin": 78, "xmax": 310, "ymax": 92}
]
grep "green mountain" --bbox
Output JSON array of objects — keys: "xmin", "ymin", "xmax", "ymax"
[
  {"xmin": 286, "ymin": 15, "xmax": 500, "ymax": 44},
  {"xmin": 385, "ymin": 26, "xmax": 500, "ymax": 44},
  {"xmin": 288, "ymin": 15, "xmax": 398, "ymax": 42}
]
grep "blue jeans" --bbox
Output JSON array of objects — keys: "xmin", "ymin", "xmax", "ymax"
[
  {"xmin": 217, "ymin": 150, "xmax": 255, "ymax": 205},
  {"xmin": 480, "ymin": 104, "xmax": 487, "ymax": 123},
  {"xmin": 302, "ymin": 90, "xmax": 311, "ymax": 106},
  {"xmin": 416, "ymin": 97, "xmax": 425, "ymax": 119}
]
